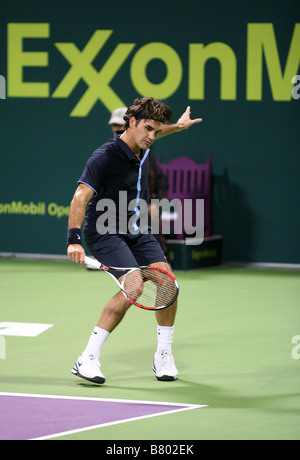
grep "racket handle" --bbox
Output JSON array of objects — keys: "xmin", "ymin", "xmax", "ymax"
[{"xmin": 84, "ymin": 256, "xmax": 102, "ymax": 270}]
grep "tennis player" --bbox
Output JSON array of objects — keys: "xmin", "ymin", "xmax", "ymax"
[{"xmin": 67, "ymin": 97, "xmax": 202, "ymax": 384}]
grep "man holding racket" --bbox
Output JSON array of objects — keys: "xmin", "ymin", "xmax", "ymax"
[{"xmin": 67, "ymin": 97, "xmax": 202, "ymax": 384}]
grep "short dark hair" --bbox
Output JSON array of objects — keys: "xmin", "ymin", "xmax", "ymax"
[{"xmin": 124, "ymin": 97, "xmax": 173, "ymax": 129}]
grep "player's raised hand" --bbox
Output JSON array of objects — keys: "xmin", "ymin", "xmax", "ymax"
[{"xmin": 176, "ymin": 106, "xmax": 202, "ymax": 130}]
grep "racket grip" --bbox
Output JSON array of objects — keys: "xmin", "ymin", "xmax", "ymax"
[{"xmin": 84, "ymin": 256, "xmax": 102, "ymax": 270}]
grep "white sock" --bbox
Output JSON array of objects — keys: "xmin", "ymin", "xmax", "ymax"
[
  {"xmin": 82, "ymin": 326, "xmax": 110, "ymax": 358},
  {"xmin": 157, "ymin": 325, "xmax": 174, "ymax": 353}
]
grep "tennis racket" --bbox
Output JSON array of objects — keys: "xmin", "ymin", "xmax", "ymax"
[{"xmin": 84, "ymin": 256, "xmax": 179, "ymax": 311}]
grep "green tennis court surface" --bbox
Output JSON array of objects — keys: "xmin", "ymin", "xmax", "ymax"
[{"xmin": 0, "ymin": 258, "xmax": 299, "ymax": 440}]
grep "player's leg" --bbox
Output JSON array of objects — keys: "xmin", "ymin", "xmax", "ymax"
[
  {"xmin": 71, "ymin": 235, "xmax": 139, "ymax": 384},
  {"xmin": 132, "ymin": 236, "xmax": 179, "ymax": 381},
  {"xmin": 149, "ymin": 262, "xmax": 178, "ymax": 381},
  {"xmin": 96, "ymin": 288, "xmax": 132, "ymax": 333},
  {"xmin": 149, "ymin": 261, "xmax": 177, "ymax": 326}
]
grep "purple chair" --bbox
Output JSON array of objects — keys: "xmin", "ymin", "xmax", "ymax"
[{"xmin": 157, "ymin": 156, "xmax": 212, "ymax": 239}]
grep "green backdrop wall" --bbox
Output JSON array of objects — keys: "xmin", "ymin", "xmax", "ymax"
[{"xmin": 0, "ymin": 0, "xmax": 299, "ymax": 264}]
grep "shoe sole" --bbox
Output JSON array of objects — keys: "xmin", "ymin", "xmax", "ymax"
[{"xmin": 71, "ymin": 365, "xmax": 105, "ymax": 385}]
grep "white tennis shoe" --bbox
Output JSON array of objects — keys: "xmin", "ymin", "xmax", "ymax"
[
  {"xmin": 71, "ymin": 354, "xmax": 105, "ymax": 384},
  {"xmin": 152, "ymin": 350, "xmax": 178, "ymax": 381}
]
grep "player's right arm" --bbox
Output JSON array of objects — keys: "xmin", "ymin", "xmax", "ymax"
[{"xmin": 67, "ymin": 183, "xmax": 95, "ymax": 266}]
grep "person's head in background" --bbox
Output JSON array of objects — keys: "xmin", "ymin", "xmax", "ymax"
[{"xmin": 108, "ymin": 107, "xmax": 127, "ymax": 133}]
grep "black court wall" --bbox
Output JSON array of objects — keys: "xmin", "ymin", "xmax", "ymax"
[{"xmin": 0, "ymin": 0, "xmax": 299, "ymax": 264}]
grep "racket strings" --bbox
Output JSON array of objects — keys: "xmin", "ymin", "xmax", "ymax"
[{"xmin": 122, "ymin": 268, "xmax": 177, "ymax": 309}]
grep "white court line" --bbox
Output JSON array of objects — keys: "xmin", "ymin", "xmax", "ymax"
[{"xmin": 0, "ymin": 392, "xmax": 208, "ymax": 440}]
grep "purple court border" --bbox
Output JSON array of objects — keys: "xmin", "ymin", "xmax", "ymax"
[{"xmin": 0, "ymin": 392, "xmax": 207, "ymax": 440}]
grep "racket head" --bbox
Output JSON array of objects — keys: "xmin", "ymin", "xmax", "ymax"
[{"xmin": 121, "ymin": 266, "xmax": 179, "ymax": 311}]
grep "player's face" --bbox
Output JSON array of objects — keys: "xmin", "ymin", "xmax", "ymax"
[{"xmin": 131, "ymin": 118, "xmax": 162, "ymax": 151}]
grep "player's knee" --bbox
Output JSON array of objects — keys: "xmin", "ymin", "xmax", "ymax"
[
  {"xmin": 122, "ymin": 272, "xmax": 144, "ymax": 300},
  {"xmin": 133, "ymin": 279, "xmax": 144, "ymax": 298}
]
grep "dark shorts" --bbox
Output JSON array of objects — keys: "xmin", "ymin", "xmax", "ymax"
[{"xmin": 84, "ymin": 232, "xmax": 167, "ymax": 279}]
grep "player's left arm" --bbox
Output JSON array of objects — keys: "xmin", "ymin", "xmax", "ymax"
[{"xmin": 156, "ymin": 106, "xmax": 202, "ymax": 139}]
